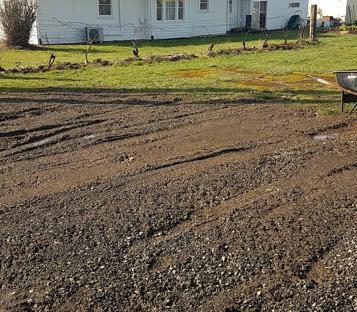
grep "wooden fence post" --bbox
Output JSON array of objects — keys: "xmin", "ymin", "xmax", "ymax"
[{"xmin": 310, "ymin": 5, "xmax": 317, "ymax": 41}]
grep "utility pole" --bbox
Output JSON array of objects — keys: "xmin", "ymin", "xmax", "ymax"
[{"xmin": 310, "ymin": 5, "xmax": 317, "ymax": 41}]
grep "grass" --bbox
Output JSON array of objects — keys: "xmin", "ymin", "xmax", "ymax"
[
  {"xmin": 0, "ymin": 31, "xmax": 303, "ymax": 68},
  {"xmin": 0, "ymin": 31, "xmax": 356, "ymax": 112}
]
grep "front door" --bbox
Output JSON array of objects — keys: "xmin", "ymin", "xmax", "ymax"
[{"xmin": 252, "ymin": 1, "xmax": 267, "ymax": 30}]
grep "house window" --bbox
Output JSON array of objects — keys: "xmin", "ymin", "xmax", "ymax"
[
  {"xmin": 157, "ymin": 0, "xmax": 163, "ymax": 20},
  {"xmin": 200, "ymin": 0, "xmax": 209, "ymax": 12},
  {"xmin": 229, "ymin": 0, "xmax": 233, "ymax": 13},
  {"xmin": 99, "ymin": 0, "xmax": 112, "ymax": 16},
  {"xmin": 166, "ymin": 0, "xmax": 176, "ymax": 20},
  {"xmin": 178, "ymin": 0, "xmax": 184, "ymax": 20},
  {"xmin": 157, "ymin": 0, "xmax": 185, "ymax": 21},
  {"xmin": 289, "ymin": 2, "xmax": 300, "ymax": 8}
]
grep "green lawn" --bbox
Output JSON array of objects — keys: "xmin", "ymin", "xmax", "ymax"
[
  {"xmin": 0, "ymin": 31, "xmax": 305, "ymax": 68},
  {"xmin": 0, "ymin": 32, "xmax": 356, "ymax": 110}
]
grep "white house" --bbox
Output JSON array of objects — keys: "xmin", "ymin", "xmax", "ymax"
[{"xmin": 0, "ymin": 0, "xmax": 309, "ymax": 44}]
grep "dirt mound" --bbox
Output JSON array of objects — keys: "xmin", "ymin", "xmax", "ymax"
[
  {"xmin": 0, "ymin": 62, "xmax": 82, "ymax": 74},
  {"xmin": 208, "ymin": 40, "xmax": 317, "ymax": 57},
  {"xmin": 0, "ymin": 41, "xmax": 318, "ymax": 75},
  {"xmin": 120, "ymin": 53, "xmax": 198, "ymax": 65}
]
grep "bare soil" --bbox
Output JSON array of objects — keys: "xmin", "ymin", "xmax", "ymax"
[{"xmin": 0, "ymin": 93, "xmax": 356, "ymax": 311}]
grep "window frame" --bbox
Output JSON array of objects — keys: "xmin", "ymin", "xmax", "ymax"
[
  {"xmin": 199, "ymin": 0, "xmax": 209, "ymax": 13},
  {"xmin": 157, "ymin": 0, "xmax": 164, "ymax": 21},
  {"xmin": 156, "ymin": 0, "xmax": 185, "ymax": 22},
  {"xmin": 98, "ymin": 0, "xmax": 113, "ymax": 18},
  {"xmin": 165, "ymin": 0, "xmax": 177, "ymax": 21},
  {"xmin": 178, "ymin": 0, "xmax": 184, "ymax": 20}
]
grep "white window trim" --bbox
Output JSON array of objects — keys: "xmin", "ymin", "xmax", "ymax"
[
  {"xmin": 156, "ymin": 0, "xmax": 185, "ymax": 22},
  {"xmin": 199, "ymin": 0, "xmax": 209, "ymax": 13},
  {"xmin": 97, "ymin": 0, "xmax": 113, "ymax": 19}
]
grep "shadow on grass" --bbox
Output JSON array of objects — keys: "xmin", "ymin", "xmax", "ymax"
[
  {"xmin": 29, "ymin": 45, "xmax": 123, "ymax": 54},
  {"xmin": 0, "ymin": 76, "xmax": 79, "ymax": 82},
  {"xmin": 0, "ymin": 86, "xmax": 339, "ymax": 106},
  {"xmin": 28, "ymin": 31, "xmax": 301, "ymax": 54}
]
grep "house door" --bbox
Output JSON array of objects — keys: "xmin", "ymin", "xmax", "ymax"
[{"xmin": 252, "ymin": 1, "xmax": 267, "ymax": 30}]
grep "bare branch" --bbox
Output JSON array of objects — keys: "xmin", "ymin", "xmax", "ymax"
[
  {"xmin": 48, "ymin": 53, "xmax": 56, "ymax": 68},
  {"xmin": 84, "ymin": 35, "xmax": 98, "ymax": 64},
  {"xmin": 132, "ymin": 40, "xmax": 139, "ymax": 58}
]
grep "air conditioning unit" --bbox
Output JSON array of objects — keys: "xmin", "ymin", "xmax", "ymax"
[{"xmin": 85, "ymin": 27, "xmax": 103, "ymax": 43}]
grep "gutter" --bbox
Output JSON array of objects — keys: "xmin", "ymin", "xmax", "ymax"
[{"xmin": 149, "ymin": 0, "xmax": 152, "ymax": 39}]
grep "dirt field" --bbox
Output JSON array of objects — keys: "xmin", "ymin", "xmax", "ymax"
[{"xmin": 0, "ymin": 93, "xmax": 356, "ymax": 311}]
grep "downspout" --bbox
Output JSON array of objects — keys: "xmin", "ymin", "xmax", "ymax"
[
  {"xmin": 149, "ymin": 0, "xmax": 152, "ymax": 39},
  {"xmin": 237, "ymin": 0, "xmax": 240, "ymax": 28},
  {"xmin": 226, "ymin": 0, "xmax": 229, "ymax": 32},
  {"xmin": 118, "ymin": 0, "xmax": 121, "ymax": 30}
]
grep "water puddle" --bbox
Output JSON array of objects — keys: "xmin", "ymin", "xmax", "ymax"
[
  {"xmin": 33, "ymin": 138, "xmax": 53, "ymax": 147},
  {"xmin": 83, "ymin": 134, "xmax": 96, "ymax": 140},
  {"xmin": 313, "ymin": 134, "xmax": 338, "ymax": 141}
]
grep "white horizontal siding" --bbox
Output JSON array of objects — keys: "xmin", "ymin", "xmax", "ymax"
[
  {"xmin": 150, "ymin": 0, "xmax": 229, "ymax": 39},
  {"xmin": 30, "ymin": 0, "xmax": 309, "ymax": 44},
  {"xmin": 36, "ymin": 22, "xmax": 149, "ymax": 44},
  {"xmin": 36, "ymin": 21, "xmax": 86, "ymax": 44},
  {"xmin": 266, "ymin": 0, "xmax": 309, "ymax": 30},
  {"xmin": 35, "ymin": 0, "xmax": 149, "ymax": 43}
]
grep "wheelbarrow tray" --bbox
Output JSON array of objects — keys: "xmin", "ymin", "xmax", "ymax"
[{"xmin": 334, "ymin": 70, "xmax": 357, "ymax": 114}]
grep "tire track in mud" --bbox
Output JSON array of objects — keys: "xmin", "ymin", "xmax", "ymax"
[
  {"xmin": 142, "ymin": 144, "xmax": 260, "ymax": 173},
  {"xmin": 0, "ymin": 95, "xmax": 182, "ymax": 107},
  {"xmin": 0, "ymin": 124, "xmax": 65, "ymax": 138},
  {"xmin": 305, "ymin": 226, "xmax": 357, "ymax": 286},
  {"xmin": 128, "ymin": 142, "xmax": 355, "ymax": 270},
  {"xmin": 97, "ymin": 108, "xmax": 232, "ymax": 144},
  {"xmin": 327, "ymin": 162, "xmax": 357, "ymax": 177},
  {"xmin": 109, "ymin": 146, "xmax": 320, "ymax": 243},
  {"xmin": 1, "ymin": 103, "xmax": 236, "ymax": 162},
  {"xmin": 130, "ymin": 188, "xmax": 356, "ymax": 312},
  {"xmin": 151, "ymin": 187, "xmax": 356, "ymax": 311},
  {"xmin": 1, "ymin": 119, "xmax": 106, "ymax": 158},
  {"xmin": 0, "ymin": 107, "xmax": 58, "ymax": 123},
  {"xmin": 305, "ymin": 119, "xmax": 356, "ymax": 137}
]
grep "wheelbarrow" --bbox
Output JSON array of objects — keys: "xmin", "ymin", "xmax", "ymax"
[
  {"xmin": 308, "ymin": 71, "xmax": 357, "ymax": 114},
  {"xmin": 334, "ymin": 70, "xmax": 357, "ymax": 114}
]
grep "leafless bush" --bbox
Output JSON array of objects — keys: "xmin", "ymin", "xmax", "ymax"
[
  {"xmin": 242, "ymin": 29, "xmax": 250, "ymax": 50},
  {"xmin": 262, "ymin": 29, "xmax": 269, "ymax": 48},
  {"xmin": 0, "ymin": 0, "xmax": 37, "ymax": 48}
]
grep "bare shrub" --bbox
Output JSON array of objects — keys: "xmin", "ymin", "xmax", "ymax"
[{"xmin": 0, "ymin": 0, "xmax": 37, "ymax": 48}]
